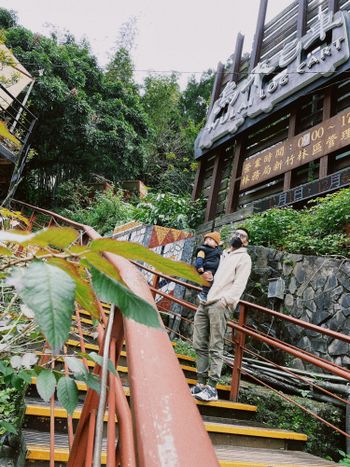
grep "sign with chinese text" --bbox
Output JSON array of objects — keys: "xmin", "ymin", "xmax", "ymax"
[
  {"xmin": 240, "ymin": 107, "xmax": 350, "ymax": 190},
  {"xmin": 253, "ymin": 168, "xmax": 350, "ymax": 211},
  {"xmin": 197, "ymin": 8, "xmax": 350, "ymax": 151}
]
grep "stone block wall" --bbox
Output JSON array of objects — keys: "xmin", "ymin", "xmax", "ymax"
[{"xmin": 240, "ymin": 246, "xmax": 350, "ymax": 368}]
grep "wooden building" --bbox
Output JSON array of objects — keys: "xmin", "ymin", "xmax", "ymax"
[{"xmin": 193, "ymin": 0, "xmax": 350, "ymax": 231}]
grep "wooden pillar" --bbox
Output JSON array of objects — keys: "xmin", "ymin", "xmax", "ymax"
[
  {"xmin": 192, "ymin": 159, "xmax": 206, "ymax": 201},
  {"xmin": 319, "ymin": 88, "xmax": 333, "ymax": 179},
  {"xmin": 328, "ymin": 0, "xmax": 339, "ymax": 12},
  {"xmin": 282, "ymin": 0, "xmax": 307, "ymax": 192},
  {"xmin": 283, "ymin": 112, "xmax": 297, "ymax": 191},
  {"xmin": 230, "ymin": 33, "xmax": 244, "ymax": 83},
  {"xmin": 208, "ymin": 62, "xmax": 224, "ymax": 115},
  {"xmin": 205, "ymin": 150, "xmax": 225, "ymax": 222},
  {"xmin": 297, "ymin": 0, "xmax": 307, "ymax": 38},
  {"xmin": 225, "ymin": 139, "xmax": 245, "ymax": 214},
  {"xmin": 249, "ymin": 0, "xmax": 268, "ymax": 71}
]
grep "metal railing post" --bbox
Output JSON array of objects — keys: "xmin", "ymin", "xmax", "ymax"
[{"xmin": 230, "ymin": 303, "xmax": 247, "ymax": 401}]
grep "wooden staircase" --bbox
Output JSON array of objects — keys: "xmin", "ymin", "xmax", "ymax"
[{"xmin": 22, "ymin": 305, "xmax": 336, "ymax": 466}]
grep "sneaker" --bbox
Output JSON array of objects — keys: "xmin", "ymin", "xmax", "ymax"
[
  {"xmin": 190, "ymin": 383, "xmax": 205, "ymax": 395},
  {"xmin": 197, "ymin": 292, "xmax": 207, "ymax": 305},
  {"xmin": 195, "ymin": 385, "xmax": 218, "ymax": 402}
]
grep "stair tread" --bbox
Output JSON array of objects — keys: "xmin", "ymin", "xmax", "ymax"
[
  {"xmin": 205, "ymin": 421, "xmax": 307, "ymax": 440},
  {"xmin": 25, "ymin": 390, "xmax": 256, "ymax": 414},
  {"xmin": 215, "ymin": 445, "xmax": 336, "ymax": 466}
]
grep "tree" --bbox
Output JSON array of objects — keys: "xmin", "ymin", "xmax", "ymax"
[{"xmin": 2, "ymin": 13, "xmax": 149, "ymax": 206}]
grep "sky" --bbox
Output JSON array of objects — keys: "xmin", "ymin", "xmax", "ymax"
[{"xmin": 2, "ymin": 0, "xmax": 293, "ymax": 87}]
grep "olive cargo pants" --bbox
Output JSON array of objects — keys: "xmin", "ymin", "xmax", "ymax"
[{"xmin": 192, "ymin": 300, "xmax": 230, "ymax": 387}]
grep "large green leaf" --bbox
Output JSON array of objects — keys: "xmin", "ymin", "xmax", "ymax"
[
  {"xmin": 90, "ymin": 266, "xmax": 160, "ymax": 328},
  {"xmin": 81, "ymin": 251, "xmax": 122, "ymax": 282},
  {"xmin": 57, "ymin": 376, "xmax": 78, "ymax": 415},
  {"xmin": 36, "ymin": 368, "xmax": 56, "ymax": 402},
  {"xmin": 47, "ymin": 257, "xmax": 100, "ymax": 319},
  {"xmin": 22, "ymin": 227, "xmax": 79, "ymax": 249},
  {"xmin": 8, "ymin": 262, "xmax": 76, "ymax": 352},
  {"xmin": 0, "ymin": 227, "xmax": 78, "ymax": 250},
  {"xmin": 89, "ymin": 238, "xmax": 203, "ymax": 284}
]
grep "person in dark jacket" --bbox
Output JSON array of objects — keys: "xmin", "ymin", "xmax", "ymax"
[{"xmin": 194, "ymin": 231, "xmax": 222, "ymax": 304}]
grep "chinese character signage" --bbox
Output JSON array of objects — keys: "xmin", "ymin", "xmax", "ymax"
[
  {"xmin": 240, "ymin": 107, "xmax": 350, "ymax": 190},
  {"xmin": 253, "ymin": 167, "xmax": 350, "ymax": 211},
  {"xmin": 197, "ymin": 8, "xmax": 350, "ymax": 151}
]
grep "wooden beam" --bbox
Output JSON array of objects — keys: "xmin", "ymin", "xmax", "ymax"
[
  {"xmin": 328, "ymin": 0, "xmax": 339, "ymax": 13},
  {"xmin": 284, "ymin": 112, "xmax": 297, "ymax": 191},
  {"xmin": 205, "ymin": 150, "xmax": 225, "ymax": 222},
  {"xmin": 319, "ymin": 88, "xmax": 333, "ymax": 179},
  {"xmin": 249, "ymin": 0, "xmax": 268, "ymax": 71},
  {"xmin": 208, "ymin": 62, "xmax": 224, "ymax": 115},
  {"xmin": 297, "ymin": 0, "xmax": 307, "ymax": 38},
  {"xmin": 231, "ymin": 33, "xmax": 244, "ymax": 83},
  {"xmin": 192, "ymin": 159, "xmax": 206, "ymax": 201},
  {"xmin": 225, "ymin": 139, "xmax": 245, "ymax": 214}
]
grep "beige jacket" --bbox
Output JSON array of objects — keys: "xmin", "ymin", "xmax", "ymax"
[{"xmin": 206, "ymin": 247, "xmax": 252, "ymax": 310}]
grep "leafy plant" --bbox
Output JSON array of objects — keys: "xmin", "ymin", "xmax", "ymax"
[
  {"xmin": 0, "ymin": 224, "xmax": 203, "ymax": 416},
  {"xmin": 240, "ymin": 188, "xmax": 350, "ymax": 256},
  {"xmin": 134, "ymin": 192, "xmax": 205, "ymax": 230}
]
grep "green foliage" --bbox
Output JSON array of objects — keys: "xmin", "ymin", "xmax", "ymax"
[
  {"xmin": 141, "ymin": 72, "xmax": 213, "ymax": 195},
  {"xmin": 0, "ymin": 364, "xmax": 26, "ymax": 439},
  {"xmin": 173, "ymin": 338, "xmax": 196, "ymax": 359},
  {"xmin": 338, "ymin": 450, "xmax": 350, "ymax": 465},
  {"xmin": 239, "ymin": 385, "xmax": 344, "ymax": 460},
  {"xmin": 61, "ymin": 189, "xmax": 136, "ymax": 235},
  {"xmin": 135, "ymin": 192, "xmax": 205, "ymax": 230},
  {"xmin": 239, "ymin": 188, "xmax": 350, "ymax": 256}
]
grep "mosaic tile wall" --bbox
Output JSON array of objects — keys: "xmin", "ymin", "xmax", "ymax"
[{"xmin": 112, "ymin": 223, "xmax": 195, "ymax": 337}]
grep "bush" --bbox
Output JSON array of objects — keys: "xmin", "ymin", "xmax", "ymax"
[
  {"xmin": 61, "ymin": 188, "xmax": 135, "ymax": 235},
  {"xmin": 134, "ymin": 192, "xmax": 205, "ymax": 230},
  {"xmin": 237, "ymin": 188, "xmax": 350, "ymax": 256},
  {"xmin": 239, "ymin": 385, "xmax": 344, "ymax": 460}
]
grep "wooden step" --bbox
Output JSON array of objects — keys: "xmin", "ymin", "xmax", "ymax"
[
  {"xmin": 215, "ymin": 445, "xmax": 337, "ymax": 466},
  {"xmin": 205, "ymin": 421, "xmax": 307, "ymax": 451},
  {"xmin": 26, "ymin": 382, "xmax": 256, "ymax": 423}
]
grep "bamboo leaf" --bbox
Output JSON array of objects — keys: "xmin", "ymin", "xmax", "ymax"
[
  {"xmin": 90, "ymin": 266, "xmax": 160, "ymax": 328},
  {"xmin": 89, "ymin": 238, "xmax": 203, "ymax": 284},
  {"xmin": 36, "ymin": 368, "xmax": 56, "ymax": 402},
  {"xmin": 8, "ymin": 262, "xmax": 76, "ymax": 352},
  {"xmin": 57, "ymin": 376, "xmax": 78, "ymax": 415},
  {"xmin": 47, "ymin": 257, "xmax": 100, "ymax": 319}
]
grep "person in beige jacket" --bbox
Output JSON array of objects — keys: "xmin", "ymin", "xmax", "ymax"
[{"xmin": 191, "ymin": 228, "xmax": 252, "ymax": 402}]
